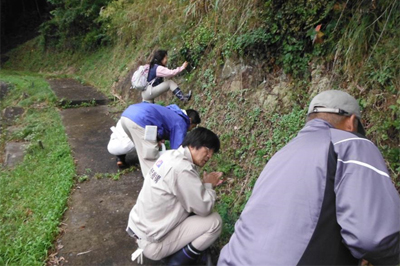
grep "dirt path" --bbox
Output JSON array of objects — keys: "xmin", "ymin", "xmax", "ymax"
[{"xmin": 47, "ymin": 79, "xmax": 157, "ymax": 265}]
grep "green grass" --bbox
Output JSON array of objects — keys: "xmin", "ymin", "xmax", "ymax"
[
  {"xmin": 2, "ymin": 0, "xmax": 399, "ymax": 252},
  {"xmin": 0, "ymin": 70, "xmax": 76, "ymax": 265}
]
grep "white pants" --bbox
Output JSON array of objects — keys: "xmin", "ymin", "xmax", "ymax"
[
  {"xmin": 138, "ymin": 212, "xmax": 222, "ymax": 260},
  {"xmin": 107, "ymin": 120, "xmax": 135, "ymax": 156},
  {"xmin": 141, "ymin": 80, "xmax": 179, "ymax": 103}
]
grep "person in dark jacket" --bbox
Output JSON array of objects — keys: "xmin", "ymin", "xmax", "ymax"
[
  {"xmin": 119, "ymin": 102, "xmax": 200, "ymax": 177},
  {"xmin": 142, "ymin": 49, "xmax": 191, "ymax": 103},
  {"xmin": 218, "ymin": 90, "xmax": 400, "ymax": 266}
]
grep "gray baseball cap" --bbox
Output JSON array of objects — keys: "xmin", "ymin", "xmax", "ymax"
[{"xmin": 308, "ymin": 90, "xmax": 365, "ymax": 135}]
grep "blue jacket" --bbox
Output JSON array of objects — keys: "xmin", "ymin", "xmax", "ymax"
[
  {"xmin": 121, "ymin": 103, "xmax": 190, "ymax": 149},
  {"xmin": 218, "ymin": 119, "xmax": 400, "ymax": 266}
]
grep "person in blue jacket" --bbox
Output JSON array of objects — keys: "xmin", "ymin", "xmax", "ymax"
[
  {"xmin": 119, "ymin": 102, "xmax": 200, "ymax": 177},
  {"xmin": 218, "ymin": 90, "xmax": 400, "ymax": 266}
]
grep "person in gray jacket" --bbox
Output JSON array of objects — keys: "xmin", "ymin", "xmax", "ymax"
[
  {"xmin": 127, "ymin": 127, "xmax": 223, "ymax": 265},
  {"xmin": 218, "ymin": 90, "xmax": 400, "ymax": 266}
]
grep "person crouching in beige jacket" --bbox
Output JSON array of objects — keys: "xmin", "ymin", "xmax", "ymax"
[{"xmin": 126, "ymin": 127, "xmax": 223, "ymax": 265}]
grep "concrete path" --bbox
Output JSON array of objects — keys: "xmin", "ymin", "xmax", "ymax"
[
  {"xmin": 48, "ymin": 79, "xmax": 109, "ymax": 106},
  {"xmin": 47, "ymin": 79, "xmax": 157, "ymax": 265}
]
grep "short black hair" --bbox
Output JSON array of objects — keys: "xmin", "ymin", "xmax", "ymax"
[
  {"xmin": 181, "ymin": 127, "xmax": 220, "ymax": 153},
  {"xmin": 186, "ymin": 109, "xmax": 201, "ymax": 124}
]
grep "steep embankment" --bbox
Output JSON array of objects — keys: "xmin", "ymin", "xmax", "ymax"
[{"xmin": 3, "ymin": 0, "xmax": 399, "ymax": 247}]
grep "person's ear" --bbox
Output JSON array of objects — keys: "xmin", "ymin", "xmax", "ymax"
[{"xmin": 344, "ymin": 115, "xmax": 357, "ymax": 133}]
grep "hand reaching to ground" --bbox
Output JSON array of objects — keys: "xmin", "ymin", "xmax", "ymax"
[{"xmin": 158, "ymin": 139, "xmax": 165, "ymax": 148}]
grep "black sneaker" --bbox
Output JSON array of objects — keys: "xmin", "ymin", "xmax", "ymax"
[{"xmin": 197, "ymin": 248, "xmax": 213, "ymax": 266}]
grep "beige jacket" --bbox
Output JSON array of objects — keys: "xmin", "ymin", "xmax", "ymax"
[{"xmin": 127, "ymin": 146, "xmax": 216, "ymax": 242}]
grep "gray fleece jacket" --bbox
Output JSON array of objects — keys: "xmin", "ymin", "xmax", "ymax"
[{"xmin": 218, "ymin": 119, "xmax": 400, "ymax": 266}]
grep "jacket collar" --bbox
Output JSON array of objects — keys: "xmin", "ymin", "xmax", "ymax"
[
  {"xmin": 305, "ymin": 118, "xmax": 334, "ymax": 129},
  {"xmin": 178, "ymin": 146, "xmax": 194, "ymax": 164}
]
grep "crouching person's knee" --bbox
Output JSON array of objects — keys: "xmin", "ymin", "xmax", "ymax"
[{"xmin": 209, "ymin": 212, "xmax": 222, "ymax": 236}]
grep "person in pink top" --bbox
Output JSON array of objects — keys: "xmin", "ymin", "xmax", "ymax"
[{"xmin": 142, "ymin": 49, "xmax": 192, "ymax": 103}]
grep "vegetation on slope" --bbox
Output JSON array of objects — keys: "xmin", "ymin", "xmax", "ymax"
[{"xmin": 2, "ymin": 0, "xmax": 399, "ymax": 257}]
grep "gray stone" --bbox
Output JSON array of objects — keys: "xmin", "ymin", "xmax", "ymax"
[
  {"xmin": 4, "ymin": 142, "xmax": 27, "ymax": 168},
  {"xmin": 308, "ymin": 64, "xmax": 331, "ymax": 97},
  {"xmin": 229, "ymin": 80, "xmax": 242, "ymax": 92},
  {"xmin": 250, "ymin": 74, "xmax": 293, "ymax": 113},
  {"xmin": 5, "ymin": 125, "xmax": 22, "ymax": 136},
  {"xmin": 221, "ymin": 59, "xmax": 238, "ymax": 79}
]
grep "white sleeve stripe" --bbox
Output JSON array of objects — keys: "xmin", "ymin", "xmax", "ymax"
[
  {"xmin": 337, "ymin": 159, "xmax": 390, "ymax": 178},
  {"xmin": 334, "ymin": 138, "xmax": 373, "ymax": 145}
]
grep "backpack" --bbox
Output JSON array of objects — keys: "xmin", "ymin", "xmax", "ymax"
[{"xmin": 131, "ymin": 64, "xmax": 150, "ymax": 91}]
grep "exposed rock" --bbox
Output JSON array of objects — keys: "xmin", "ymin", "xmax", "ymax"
[
  {"xmin": 221, "ymin": 59, "xmax": 238, "ymax": 79},
  {"xmin": 229, "ymin": 80, "xmax": 242, "ymax": 92},
  {"xmin": 263, "ymin": 81, "xmax": 291, "ymax": 112},
  {"xmin": 248, "ymin": 72, "xmax": 293, "ymax": 113},
  {"xmin": 308, "ymin": 63, "xmax": 331, "ymax": 97},
  {"xmin": 240, "ymin": 65, "xmax": 255, "ymax": 89}
]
